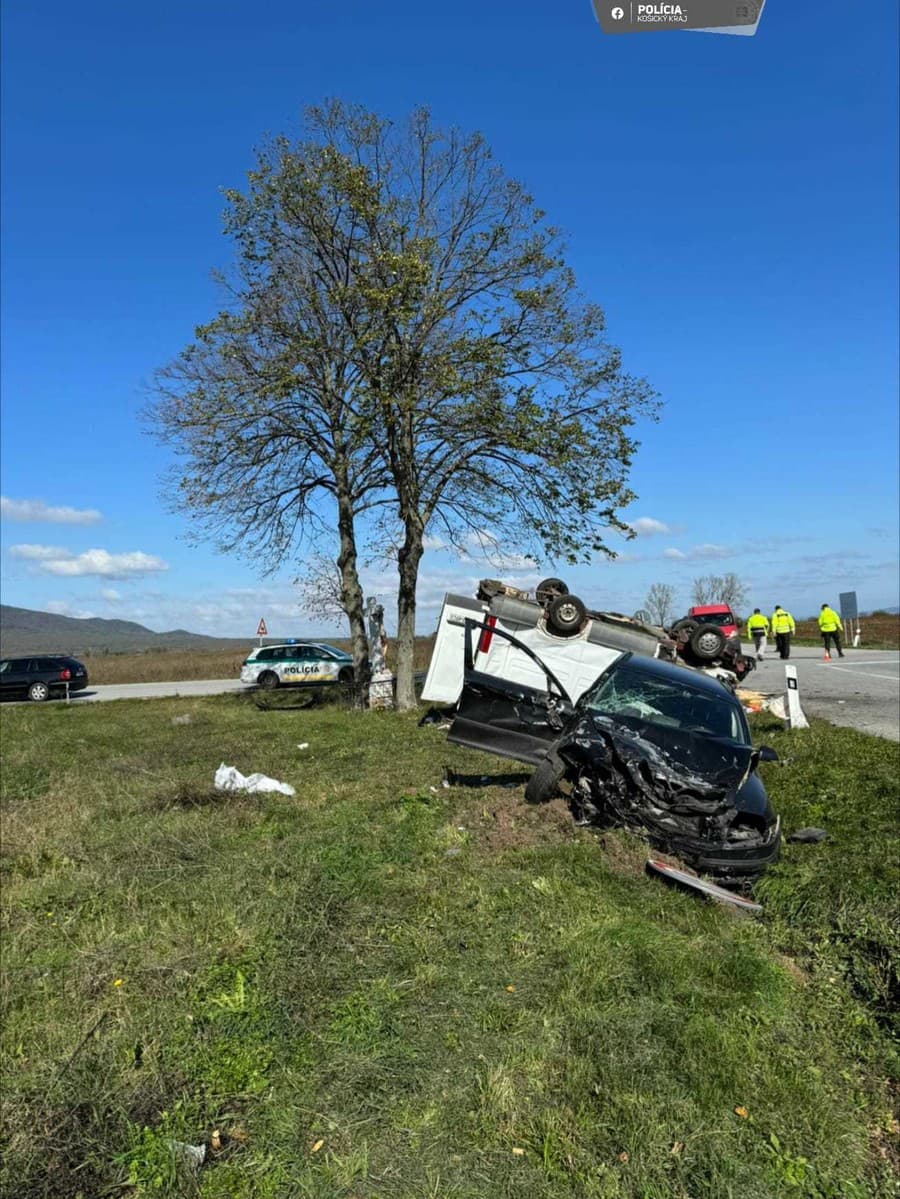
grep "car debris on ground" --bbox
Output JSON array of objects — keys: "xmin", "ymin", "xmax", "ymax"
[
  {"xmin": 645, "ymin": 859, "xmax": 764, "ymax": 914},
  {"xmin": 788, "ymin": 827, "xmax": 829, "ymax": 843},
  {"xmin": 214, "ymin": 763, "xmax": 295, "ymax": 796},
  {"xmin": 436, "ymin": 619, "xmax": 781, "ymax": 888}
]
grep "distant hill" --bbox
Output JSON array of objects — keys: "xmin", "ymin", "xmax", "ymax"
[{"xmin": 0, "ymin": 605, "xmax": 250, "ymax": 656}]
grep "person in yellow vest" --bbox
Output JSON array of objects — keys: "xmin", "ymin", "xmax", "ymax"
[
  {"xmin": 818, "ymin": 603, "xmax": 845, "ymax": 659},
  {"xmin": 746, "ymin": 608, "xmax": 770, "ymax": 661},
  {"xmin": 771, "ymin": 605, "xmax": 796, "ymax": 659}
]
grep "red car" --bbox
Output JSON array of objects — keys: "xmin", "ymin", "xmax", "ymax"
[{"xmin": 686, "ymin": 604, "xmax": 740, "ymax": 640}]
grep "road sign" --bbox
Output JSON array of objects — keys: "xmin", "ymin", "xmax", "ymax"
[
  {"xmin": 256, "ymin": 618, "xmax": 268, "ymax": 637},
  {"xmin": 839, "ymin": 591, "xmax": 858, "ymax": 621}
]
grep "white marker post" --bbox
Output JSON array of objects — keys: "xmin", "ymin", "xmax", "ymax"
[{"xmin": 784, "ymin": 664, "xmax": 809, "ymax": 730}]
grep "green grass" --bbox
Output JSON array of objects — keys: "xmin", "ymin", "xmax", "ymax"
[{"xmin": 1, "ymin": 695, "xmax": 897, "ymax": 1198}]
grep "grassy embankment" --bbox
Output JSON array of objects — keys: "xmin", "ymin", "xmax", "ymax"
[{"xmin": 1, "ymin": 692, "xmax": 897, "ymax": 1198}]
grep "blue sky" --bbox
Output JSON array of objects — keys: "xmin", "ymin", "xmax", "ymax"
[{"xmin": 2, "ymin": 0, "xmax": 897, "ymax": 637}]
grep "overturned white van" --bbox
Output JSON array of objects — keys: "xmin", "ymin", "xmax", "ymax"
[{"xmin": 421, "ymin": 579, "xmax": 752, "ymax": 706}]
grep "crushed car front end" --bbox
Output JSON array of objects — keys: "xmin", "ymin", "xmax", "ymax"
[{"xmin": 556, "ymin": 714, "xmax": 781, "ymax": 884}]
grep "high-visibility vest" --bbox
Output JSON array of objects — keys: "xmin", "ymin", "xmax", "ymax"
[
  {"xmin": 771, "ymin": 610, "xmax": 795, "ymax": 634},
  {"xmin": 747, "ymin": 613, "xmax": 769, "ymax": 634},
  {"xmin": 818, "ymin": 607, "xmax": 843, "ymax": 633}
]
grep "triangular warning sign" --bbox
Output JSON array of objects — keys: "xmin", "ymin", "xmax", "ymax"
[{"xmin": 256, "ymin": 618, "xmax": 268, "ymax": 637}]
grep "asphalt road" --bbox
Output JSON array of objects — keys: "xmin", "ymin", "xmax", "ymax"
[
  {"xmin": 49, "ymin": 679, "xmax": 247, "ymax": 704},
  {"xmin": 743, "ymin": 646, "xmax": 900, "ymax": 742}
]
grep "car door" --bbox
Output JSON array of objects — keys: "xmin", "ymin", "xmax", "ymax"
[
  {"xmin": 0, "ymin": 658, "xmax": 31, "ymax": 695},
  {"xmin": 447, "ymin": 620, "xmax": 576, "ymax": 765},
  {"xmin": 0, "ymin": 659, "xmax": 20, "ymax": 695}
]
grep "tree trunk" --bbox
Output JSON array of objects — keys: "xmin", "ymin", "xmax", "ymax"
[
  {"xmin": 336, "ymin": 487, "xmax": 371, "ymax": 709},
  {"xmin": 395, "ymin": 533, "xmax": 423, "ymax": 710}
]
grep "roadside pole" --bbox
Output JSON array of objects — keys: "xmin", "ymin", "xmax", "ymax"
[{"xmin": 784, "ymin": 664, "xmax": 809, "ymax": 730}]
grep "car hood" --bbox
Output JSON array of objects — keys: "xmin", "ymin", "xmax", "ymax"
[{"xmin": 567, "ymin": 712, "xmax": 764, "ymax": 817}]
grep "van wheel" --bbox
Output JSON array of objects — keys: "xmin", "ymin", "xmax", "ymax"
[
  {"xmin": 546, "ymin": 593, "xmax": 586, "ymax": 637},
  {"xmin": 536, "ymin": 577, "xmax": 569, "ymax": 606},
  {"xmin": 258, "ymin": 671, "xmax": 279, "ymax": 690},
  {"xmin": 690, "ymin": 625, "xmax": 727, "ymax": 661},
  {"xmin": 524, "ymin": 752, "xmax": 566, "ymax": 804},
  {"xmin": 670, "ymin": 618, "xmax": 699, "ymax": 644}
]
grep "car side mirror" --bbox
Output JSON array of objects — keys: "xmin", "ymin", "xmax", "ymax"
[{"xmin": 757, "ymin": 745, "xmax": 779, "ymax": 763}]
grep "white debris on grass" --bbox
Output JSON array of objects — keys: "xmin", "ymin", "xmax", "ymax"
[
  {"xmin": 168, "ymin": 1141, "xmax": 207, "ymax": 1170},
  {"xmin": 214, "ymin": 763, "xmax": 295, "ymax": 796},
  {"xmin": 297, "ymin": 743, "xmax": 309, "ymax": 750}
]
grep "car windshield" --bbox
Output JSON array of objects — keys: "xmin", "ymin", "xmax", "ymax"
[
  {"xmin": 582, "ymin": 664, "xmax": 747, "ymax": 743},
  {"xmin": 694, "ymin": 612, "xmax": 733, "ymax": 625}
]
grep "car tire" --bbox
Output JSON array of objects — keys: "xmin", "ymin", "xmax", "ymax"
[
  {"xmin": 546, "ymin": 593, "xmax": 587, "ymax": 637},
  {"xmin": 338, "ymin": 667, "xmax": 354, "ymax": 685},
  {"xmin": 535, "ymin": 577, "xmax": 569, "ymax": 606},
  {"xmin": 28, "ymin": 681, "xmax": 50, "ymax": 702},
  {"xmin": 670, "ymin": 618, "xmax": 699, "ymax": 644},
  {"xmin": 257, "ymin": 671, "xmax": 280, "ymax": 690},
  {"xmin": 690, "ymin": 625, "xmax": 727, "ymax": 661},
  {"xmin": 524, "ymin": 752, "xmax": 566, "ymax": 804}
]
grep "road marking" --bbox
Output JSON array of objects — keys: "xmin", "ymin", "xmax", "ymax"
[
  {"xmin": 821, "ymin": 659, "xmax": 898, "ymax": 667},
  {"xmin": 822, "ymin": 664, "xmax": 900, "ymax": 682}
]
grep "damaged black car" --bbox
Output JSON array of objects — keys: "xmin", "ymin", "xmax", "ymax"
[{"xmin": 447, "ymin": 621, "xmax": 781, "ymax": 886}]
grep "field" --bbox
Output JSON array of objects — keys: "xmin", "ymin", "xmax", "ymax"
[
  {"xmin": 1, "ymin": 693, "xmax": 898, "ymax": 1198},
  {"xmin": 793, "ymin": 611, "xmax": 899, "ymax": 650},
  {"xmin": 80, "ymin": 639, "xmax": 437, "ymax": 685}
]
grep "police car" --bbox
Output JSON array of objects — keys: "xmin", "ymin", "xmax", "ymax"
[{"xmin": 240, "ymin": 642, "xmax": 354, "ymax": 690}]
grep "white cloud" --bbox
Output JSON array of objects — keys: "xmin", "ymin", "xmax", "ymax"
[
  {"xmin": 1, "ymin": 496, "xmax": 102, "ymax": 525},
  {"xmin": 422, "ymin": 535, "xmax": 448, "ymax": 551},
  {"xmin": 627, "ymin": 517, "xmax": 671, "ymax": 537},
  {"xmin": 8, "ymin": 545, "xmax": 169, "ymax": 579},
  {"xmin": 101, "ymin": 588, "xmax": 122, "ymax": 602},
  {"xmin": 9, "ymin": 544, "xmax": 70, "ymax": 561},
  {"xmin": 661, "ymin": 544, "xmax": 731, "ymax": 563}
]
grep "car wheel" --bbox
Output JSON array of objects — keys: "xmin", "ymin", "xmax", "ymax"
[
  {"xmin": 535, "ymin": 577, "xmax": 569, "ymax": 606},
  {"xmin": 546, "ymin": 593, "xmax": 587, "ymax": 637},
  {"xmin": 28, "ymin": 681, "xmax": 50, "ymax": 702},
  {"xmin": 257, "ymin": 671, "xmax": 280, "ymax": 690},
  {"xmin": 524, "ymin": 752, "xmax": 566, "ymax": 804},
  {"xmin": 670, "ymin": 618, "xmax": 699, "ymax": 643},
  {"xmin": 338, "ymin": 666, "xmax": 354, "ymax": 685},
  {"xmin": 690, "ymin": 625, "xmax": 727, "ymax": 661}
]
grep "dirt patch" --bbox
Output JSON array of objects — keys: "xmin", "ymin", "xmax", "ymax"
[
  {"xmin": 591, "ymin": 828, "xmax": 650, "ymax": 879},
  {"xmin": 467, "ymin": 794, "xmax": 577, "ymax": 854},
  {"xmin": 775, "ymin": 952, "xmax": 809, "ymax": 986}
]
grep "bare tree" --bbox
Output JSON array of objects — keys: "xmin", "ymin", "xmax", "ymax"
[
  {"xmin": 691, "ymin": 573, "xmax": 748, "ymax": 611},
  {"xmin": 295, "ymin": 553, "xmax": 347, "ymax": 625},
  {"xmin": 645, "ymin": 582, "xmax": 676, "ymax": 627}
]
